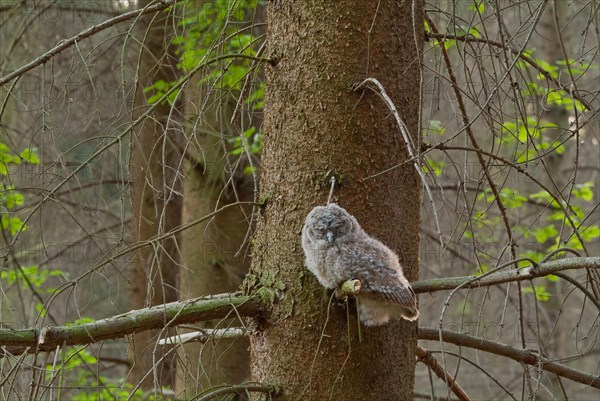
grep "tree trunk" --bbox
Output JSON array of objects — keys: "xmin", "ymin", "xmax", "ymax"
[
  {"xmin": 534, "ymin": 3, "xmax": 571, "ymax": 396},
  {"xmin": 175, "ymin": 97, "xmax": 252, "ymax": 396},
  {"xmin": 128, "ymin": 2, "xmax": 182, "ymax": 389},
  {"xmin": 247, "ymin": 1, "xmax": 424, "ymax": 400}
]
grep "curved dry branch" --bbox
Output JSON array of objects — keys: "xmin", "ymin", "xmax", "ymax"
[{"xmin": 418, "ymin": 328, "xmax": 600, "ymax": 389}]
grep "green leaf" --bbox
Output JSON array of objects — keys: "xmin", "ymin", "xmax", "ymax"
[
  {"xmin": 469, "ymin": 1, "xmax": 485, "ymax": 14},
  {"xmin": 551, "ymin": 140, "xmax": 566, "ymax": 155},
  {"xmin": 1, "ymin": 186, "xmax": 25, "ymax": 209},
  {"xmin": 573, "ymin": 182, "xmax": 594, "ymax": 201},
  {"xmin": 530, "ymin": 190, "xmax": 554, "ymax": 203},
  {"xmin": 243, "ymin": 126, "xmax": 256, "ymax": 138},
  {"xmin": 171, "ymin": 34, "xmax": 185, "ymax": 45},
  {"xmin": 167, "ymin": 88, "xmax": 180, "ymax": 105},
  {"xmin": 423, "ymin": 159, "xmax": 445, "ymax": 177},
  {"xmin": 533, "ymin": 225, "xmax": 557, "ymax": 244},
  {"xmin": 19, "ymin": 148, "xmax": 40, "ymax": 164},
  {"xmin": 147, "ymin": 92, "xmax": 164, "ymax": 105},
  {"xmin": 580, "ymin": 225, "xmax": 600, "ymax": 241},
  {"xmin": 36, "ymin": 303, "xmax": 47, "ymax": 317},
  {"xmin": 499, "ymin": 188, "xmax": 528, "ymax": 208},
  {"xmin": 425, "ymin": 120, "xmax": 445, "ymax": 136},
  {"xmin": 546, "ymin": 90, "xmax": 564, "ymax": 106},
  {"xmin": 565, "ymin": 235, "xmax": 585, "ymax": 250},
  {"xmin": 523, "ymin": 285, "xmax": 551, "ymax": 301},
  {"xmin": 1, "ymin": 214, "xmax": 27, "ymax": 235},
  {"xmin": 0, "ymin": 143, "xmax": 21, "ymax": 165}
]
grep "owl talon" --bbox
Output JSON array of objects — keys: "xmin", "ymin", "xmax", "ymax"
[{"xmin": 334, "ymin": 279, "xmax": 362, "ymax": 300}]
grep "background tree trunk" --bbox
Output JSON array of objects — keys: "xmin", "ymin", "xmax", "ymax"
[
  {"xmin": 128, "ymin": 2, "xmax": 182, "ymax": 389},
  {"xmin": 247, "ymin": 1, "xmax": 424, "ymax": 400},
  {"xmin": 534, "ymin": 3, "xmax": 573, "ymax": 396},
  {"xmin": 175, "ymin": 96, "xmax": 252, "ymax": 396}
]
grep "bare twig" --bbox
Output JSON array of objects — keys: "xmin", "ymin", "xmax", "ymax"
[
  {"xmin": 419, "ymin": 328, "xmax": 600, "ymax": 389},
  {"xmin": 0, "ymin": 0, "xmax": 178, "ymax": 87},
  {"xmin": 327, "ymin": 175, "xmax": 337, "ymax": 205},
  {"xmin": 424, "ymin": 32, "xmax": 592, "ymax": 111},
  {"xmin": 157, "ymin": 327, "xmax": 246, "ymax": 346},
  {"xmin": 416, "ymin": 345, "xmax": 472, "ymax": 401}
]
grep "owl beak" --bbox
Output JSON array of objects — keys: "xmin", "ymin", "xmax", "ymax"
[{"xmin": 326, "ymin": 231, "xmax": 335, "ymax": 244}]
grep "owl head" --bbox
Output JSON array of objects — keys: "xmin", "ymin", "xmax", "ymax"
[{"xmin": 303, "ymin": 204, "xmax": 359, "ymax": 244}]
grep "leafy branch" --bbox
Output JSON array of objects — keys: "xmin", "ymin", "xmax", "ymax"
[{"xmin": 424, "ymin": 32, "xmax": 593, "ymax": 112}]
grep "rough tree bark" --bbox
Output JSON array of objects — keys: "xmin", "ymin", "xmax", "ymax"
[
  {"xmin": 128, "ymin": 1, "xmax": 182, "ymax": 389},
  {"xmin": 246, "ymin": 1, "xmax": 424, "ymax": 400}
]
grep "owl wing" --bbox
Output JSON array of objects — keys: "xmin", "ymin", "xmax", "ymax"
[
  {"xmin": 341, "ymin": 241, "xmax": 417, "ymax": 308},
  {"xmin": 370, "ymin": 280, "xmax": 416, "ymax": 306}
]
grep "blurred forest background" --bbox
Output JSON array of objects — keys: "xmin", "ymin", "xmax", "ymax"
[{"xmin": 0, "ymin": 0, "xmax": 598, "ymax": 400}]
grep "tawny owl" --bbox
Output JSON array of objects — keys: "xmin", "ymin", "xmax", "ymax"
[{"xmin": 301, "ymin": 203, "xmax": 419, "ymax": 326}]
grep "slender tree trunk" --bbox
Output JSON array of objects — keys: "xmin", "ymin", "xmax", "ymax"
[
  {"xmin": 247, "ymin": 1, "xmax": 424, "ymax": 400},
  {"xmin": 128, "ymin": 2, "xmax": 182, "ymax": 389},
  {"xmin": 534, "ymin": 3, "xmax": 571, "ymax": 396},
  {"xmin": 175, "ymin": 3, "xmax": 265, "ymax": 393},
  {"xmin": 175, "ymin": 98, "xmax": 252, "ymax": 396}
]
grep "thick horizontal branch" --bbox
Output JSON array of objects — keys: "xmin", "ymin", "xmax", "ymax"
[
  {"xmin": 418, "ymin": 328, "xmax": 600, "ymax": 389},
  {"xmin": 1, "ymin": 257, "xmax": 597, "ymax": 354},
  {"xmin": 412, "ymin": 257, "xmax": 600, "ymax": 294},
  {"xmin": 0, "ymin": 293, "xmax": 262, "ymax": 355}
]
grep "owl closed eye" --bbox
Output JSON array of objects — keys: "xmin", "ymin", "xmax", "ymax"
[{"xmin": 301, "ymin": 203, "xmax": 419, "ymax": 326}]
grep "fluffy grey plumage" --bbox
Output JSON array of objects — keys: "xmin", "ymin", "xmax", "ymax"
[{"xmin": 301, "ymin": 203, "xmax": 419, "ymax": 326}]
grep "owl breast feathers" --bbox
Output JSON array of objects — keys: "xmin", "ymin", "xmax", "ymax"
[{"xmin": 301, "ymin": 203, "xmax": 419, "ymax": 326}]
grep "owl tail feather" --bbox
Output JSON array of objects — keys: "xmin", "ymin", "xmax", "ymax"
[{"xmin": 400, "ymin": 307, "xmax": 419, "ymax": 321}]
